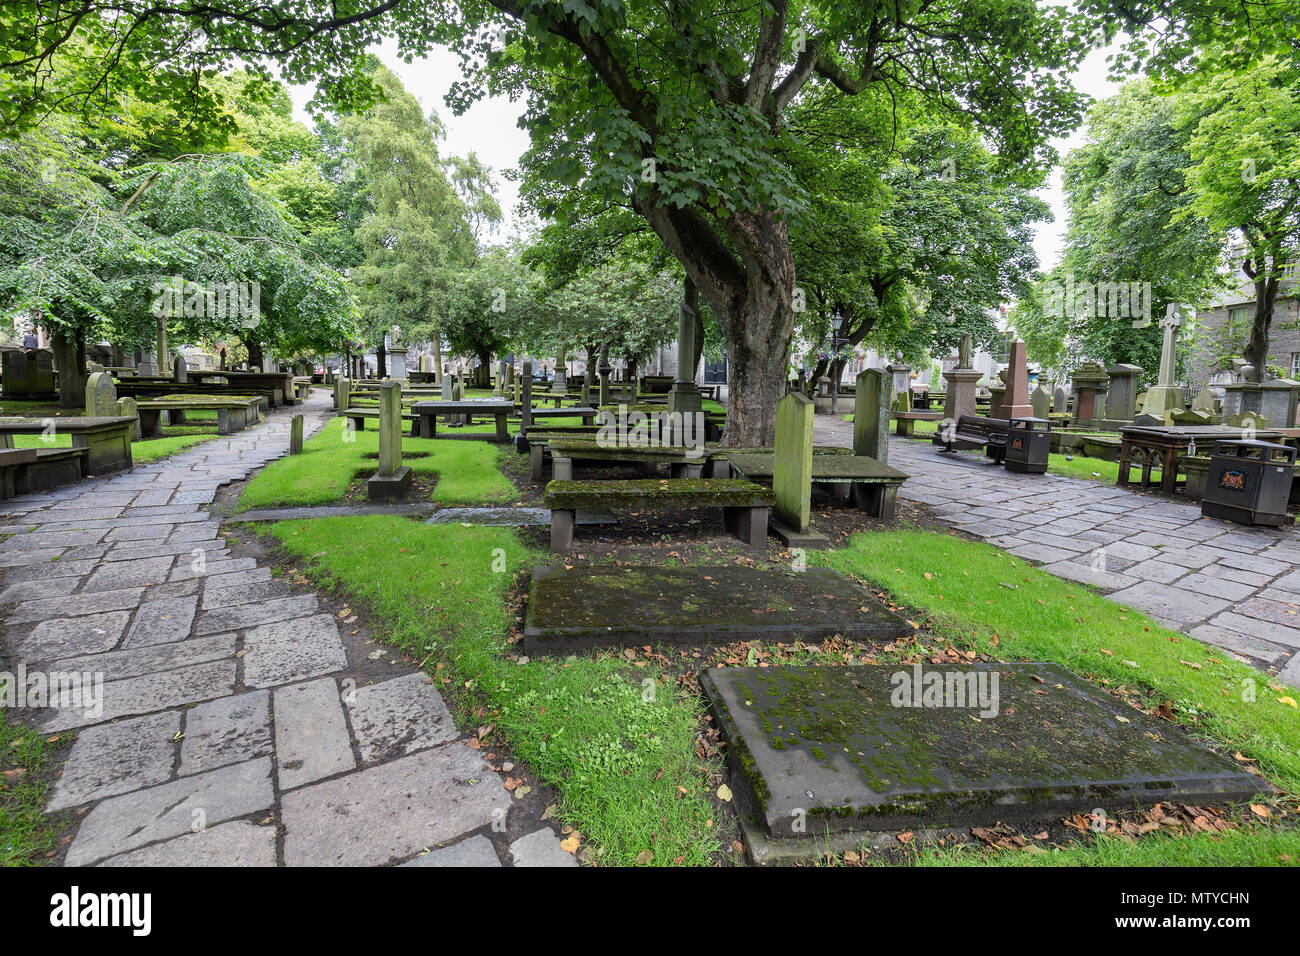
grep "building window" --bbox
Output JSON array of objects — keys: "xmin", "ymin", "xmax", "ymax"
[{"xmin": 1292, "ymin": 353, "xmax": 1300, "ymax": 379}]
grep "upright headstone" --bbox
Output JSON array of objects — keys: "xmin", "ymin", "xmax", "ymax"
[
  {"xmin": 1001, "ymin": 339, "xmax": 1033, "ymax": 419},
  {"xmin": 441, "ymin": 369, "xmax": 454, "ymax": 401},
  {"xmin": 1104, "ymin": 363, "xmax": 1143, "ymax": 422},
  {"xmin": 334, "ymin": 376, "xmax": 351, "ymax": 411},
  {"xmin": 1192, "ymin": 385, "xmax": 1218, "ymax": 413},
  {"xmin": 1053, "ymin": 385, "xmax": 1069, "ymax": 415},
  {"xmin": 388, "ymin": 347, "xmax": 409, "ymax": 380},
  {"xmin": 853, "ymin": 367, "xmax": 892, "ymax": 463},
  {"xmin": 552, "ymin": 351, "xmax": 568, "ymax": 395},
  {"xmin": 773, "ymin": 392, "xmax": 814, "ymax": 533},
  {"xmin": 2, "ymin": 349, "xmax": 56, "ymax": 399},
  {"xmin": 1071, "ymin": 362, "xmax": 1109, "ymax": 424},
  {"xmin": 368, "ymin": 381, "xmax": 412, "ymax": 500},
  {"xmin": 290, "ymin": 414, "xmax": 304, "ymax": 454},
  {"xmin": 494, "ymin": 358, "xmax": 507, "ymax": 396},
  {"xmin": 85, "ymin": 370, "xmax": 117, "ymax": 418},
  {"xmin": 1030, "ymin": 382, "xmax": 1051, "ymax": 420},
  {"xmin": 668, "ymin": 293, "xmax": 703, "ymax": 416},
  {"xmin": 520, "ymin": 360, "xmax": 534, "ymax": 430},
  {"xmin": 1135, "ymin": 304, "xmax": 1185, "ymax": 424},
  {"xmin": 115, "ymin": 396, "xmax": 141, "ymax": 440},
  {"xmin": 598, "ymin": 358, "xmax": 612, "ymax": 408},
  {"xmin": 942, "ymin": 333, "xmax": 981, "ymax": 423},
  {"xmin": 173, "ymin": 354, "xmax": 188, "ymax": 383}
]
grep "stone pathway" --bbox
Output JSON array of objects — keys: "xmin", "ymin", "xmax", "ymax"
[
  {"xmin": 815, "ymin": 417, "xmax": 1300, "ymax": 686},
  {"xmin": 0, "ymin": 389, "xmax": 574, "ymax": 867}
]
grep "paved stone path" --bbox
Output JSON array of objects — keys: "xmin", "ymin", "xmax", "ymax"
[
  {"xmin": 0, "ymin": 389, "xmax": 574, "ymax": 867},
  {"xmin": 815, "ymin": 417, "xmax": 1300, "ymax": 686}
]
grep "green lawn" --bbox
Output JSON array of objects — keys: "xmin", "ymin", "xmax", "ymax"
[
  {"xmin": 265, "ymin": 517, "xmax": 721, "ymax": 866},
  {"xmin": 818, "ymin": 529, "xmax": 1300, "ymax": 865},
  {"xmin": 238, "ymin": 416, "xmax": 515, "ymax": 509},
  {"xmin": 0, "ymin": 717, "xmax": 67, "ymax": 866},
  {"xmin": 12, "ymin": 426, "xmax": 220, "ymax": 465}
]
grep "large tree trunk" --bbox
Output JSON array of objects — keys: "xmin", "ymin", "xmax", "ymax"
[
  {"xmin": 376, "ymin": 342, "xmax": 387, "ymax": 378},
  {"xmin": 637, "ymin": 202, "xmax": 795, "ymax": 446},
  {"xmin": 1244, "ymin": 272, "xmax": 1278, "ymax": 383},
  {"xmin": 54, "ymin": 329, "xmax": 85, "ymax": 408},
  {"xmin": 242, "ymin": 336, "xmax": 264, "ymax": 371}
]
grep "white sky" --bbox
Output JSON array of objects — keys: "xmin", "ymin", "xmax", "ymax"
[{"xmin": 288, "ymin": 31, "xmax": 1124, "ymax": 273}]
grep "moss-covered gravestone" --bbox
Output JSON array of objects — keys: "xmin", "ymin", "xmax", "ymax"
[
  {"xmin": 85, "ymin": 371, "xmax": 117, "ymax": 418},
  {"xmin": 520, "ymin": 360, "xmax": 533, "ymax": 430},
  {"xmin": 333, "ymin": 376, "xmax": 350, "ymax": 411},
  {"xmin": 115, "ymin": 397, "xmax": 140, "ymax": 440},
  {"xmin": 368, "ymin": 381, "xmax": 412, "ymax": 500},
  {"xmin": 853, "ymin": 368, "xmax": 891, "ymax": 463},
  {"xmin": 290, "ymin": 413, "xmax": 304, "ymax": 455},
  {"xmin": 773, "ymin": 392, "xmax": 813, "ymax": 533}
]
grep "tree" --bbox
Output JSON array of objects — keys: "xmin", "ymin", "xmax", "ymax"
[
  {"xmin": 1178, "ymin": 55, "xmax": 1300, "ymax": 381},
  {"xmin": 1014, "ymin": 81, "xmax": 1227, "ymax": 376}
]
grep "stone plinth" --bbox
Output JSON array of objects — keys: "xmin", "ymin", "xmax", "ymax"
[
  {"xmin": 387, "ymin": 347, "xmax": 408, "ymax": 381},
  {"xmin": 1071, "ymin": 363, "xmax": 1109, "ymax": 424},
  {"xmin": 1104, "ymin": 363, "xmax": 1143, "ymax": 422},
  {"xmin": 941, "ymin": 367, "xmax": 980, "ymax": 423},
  {"xmin": 1221, "ymin": 380, "xmax": 1299, "ymax": 429}
]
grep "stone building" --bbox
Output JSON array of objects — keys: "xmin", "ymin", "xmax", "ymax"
[{"xmin": 1190, "ymin": 252, "xmax": 1300, "ymax": 386}]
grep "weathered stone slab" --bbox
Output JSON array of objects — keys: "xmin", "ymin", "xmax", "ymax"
[
  {"xmin": 97, "ymin": 821, "xmax": 278, "ymax": 867},
  {"xmin": 124, "ymin": 594, "xmax": 198, "ymax": 647},
  {"xmin": 12, "ymin": 610, "xmax": 130, "ymax": 662},
  {"xmin": 66, "ymin": 757, "xmax": 274, "ymax": 866},
  {"xmin": 509, "ymin": 828, "xmax": 579, "ymax": 867},
  {"xmin": 281, "ymin": 744, "xmax": 510, "ymax": 866},
  {"xmin": 81, "ymin": 555, "xmax": 176, "ymax": 592},
  {"xmin": 401, "ymin": 834, "xmax": 501, "ymax": 867},
  {"xmin": 1108, "ymin": 579, "xmax": 1231, "ymax": 625},
  {"xmin": 47, "ymin": 711, "xmax": 179, "ymax": 811},
  {"xmin": 273, "ymin": 678, "xmax": 356, "ymax": 789},
  {"xmin": 181, "ymin": 689, "xmax": 273, "ymax": 775},
  {"xmin": 195, "ymin": 594, "xmax": 319, "ymax": 635},
  {"xmin": 701, "ymin": 663, "xmax": 1262, "ymax": 855},
  {"xmin": 50, "ymin": 632, "xmax": 234, "ymax": 682},
  {"xmin": 8, "ymin": 586, "xmax": 143, "ymax": 623},
  {"xmin": 0, "ymin": 576, "xmax": 82, "ymax": 603},
  {"xmin": 200, "ymin": 580, "xmax": 291, "ymax": 610},
  {"xmin": 42, "ymin": 660, "xmax": 235, "ymax": 732},
  {"xmin": 524, "ymin": 565, "xmax": 908, "ymax": 651},
  {"xmin": 345, "ymin": 673, "xmax": 456, "ymax": 763},
  {"xmin": 0, "ymin": 556, "xmax": 100, "ymax": 583},
  {"xmin": 242, "ymin": 614, "xmax": 346, "ymax": 688}
]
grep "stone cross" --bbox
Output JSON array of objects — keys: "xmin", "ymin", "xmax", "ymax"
[
  {"xmin": 1158, "ymin": 304, "xmax": 1184, "ymax": 387},
  {"xmin": 773, "ymin": 392, "xmax": 814, "ymax": 533}
]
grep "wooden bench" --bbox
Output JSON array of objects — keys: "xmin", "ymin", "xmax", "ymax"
[
  {"xmin": 340, "ymin": 407, "xmax": 421, "ymax": 436},
  {"xmin": 892, "ymin": 410, "xmax": 942, "ymax": 436},
  {"xmin": 544, "ymin": 478, "xmax": 775, "ymax": 552},
  {"xmin": 936, "ymin": 415, "xmax": 1011, "ymax": 463},
  {"xmin": 721, "ymin": 453, "xmax": 909, "ymax": 520}
]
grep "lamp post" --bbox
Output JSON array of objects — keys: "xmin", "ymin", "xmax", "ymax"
[{"xmin": 830, "ymin": 309, "xmax": 845, "ymax": 416}]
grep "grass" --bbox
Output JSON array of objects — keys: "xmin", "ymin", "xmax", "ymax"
[
  {"xmin": 12, "ymin": 425, "xmax": 220, "ymax": 465},
  {"xmin": 915, "ymin": 825, "xmax": 1300, "ymax": 866},
  {"xmin": 239, "ymin": 416, "xmax": 515, "ymax": 509},
  {"xmin": 817, "ymin": 529, "xmax": 1300, "ymax": 865},
  {"xmin": 0, "ymin": 717, "xmax": 66, "ymax": 866},
  {"xmin": 265, "ymin": 517, "xmax": 721, "ymax": 866}
]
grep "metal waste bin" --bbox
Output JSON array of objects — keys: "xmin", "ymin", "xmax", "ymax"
[
  {"xmin": 1201, "ymin": 439, "xmax": 1295, "ymax": 526},
  {"xmin": 1005, "ymin": 417, "xmax": 1051, "ymax": 474}
]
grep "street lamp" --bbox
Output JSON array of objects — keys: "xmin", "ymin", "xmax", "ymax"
[{"xmin": 830, "ymin": 309, "xmax": 845, "ymax": 416}]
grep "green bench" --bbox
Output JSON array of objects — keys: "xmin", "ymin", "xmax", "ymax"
[{"xmin": 544, "ymin": 478, "xmax": 775, "ymax": 553}]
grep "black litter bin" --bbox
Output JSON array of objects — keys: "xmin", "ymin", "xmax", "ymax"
[
  {"xmin": 1201, "ymin": 439, "xmax": 1296, "ymax": 526},
  {"xmin": 1005, "ymin": 417, "xmax": 1052, "ymax": 474}
]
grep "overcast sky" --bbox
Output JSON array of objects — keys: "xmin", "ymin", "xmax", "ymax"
[{"xmin": 289, "ymin": 33, "xmax": 1123, "ymax": 274}]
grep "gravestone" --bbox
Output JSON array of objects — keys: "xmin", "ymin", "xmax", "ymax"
[
  {"xmin": 441, "ymin": 369, "xmax": 454, "ymax": 401},
  {"xmin": 1053, "ymin": 385, "xmax": 1068, "ymax": 415},
  {"xmin": 520, "ymin": 360, "xmax": 534, "ymax": 431},
  {"xmin": 1001, "ymin": 339, "xmax": 1032, "ymax": 419},
  {"xmin": 667, "ymin": 293, "xmax": 703, "ymax": 416},
  {"xmin": 171, "ymin": 354, "xmax": 187, "ymax": 383},
  {"xmin": 988, "ymin": 383, "xmax": 1006, "ymax": 420},
  {"xmin": 1030, "ymin": 382, "xmax": 1051, "ymax": 419},
  {"xmin": 334, "ymin": 376, "xmax": 351, "ymax": 411},
  {"xmin": 419, "ymin": 355, "xmax": 433, "ymax": 374},
  {"xmin": 368, "ymin": 381, "xmax": 412, "ymax": 500},
  {"xmin": 1071, "ymin": 362, "xmax": 1109, "ymax": 424},
  {"xmin": 1104, "ymin": 363, "xmax": 1143, "ymax": 422},
  {"xmin": 772, "ymin": 393, "xmax": 815, "ymax": 542},
  {"xmin": 1135, "ymin": 304, "xmax": 1185, "ymax": 424},
  {"xmin": 702, "ymin": 662, "xmax": 1261, "ymax": 864},
  {"xmin": 1192, "ymin": 385, "xmax": 1218, "ymax": 414},
  {"xmin": 290, "ymin": 414, "xmax": 304, "ymax": 455},
  {"xmin": 388, "ymin": 347, "xmax": 408, "ymax": 380},
  {"xmin": 598, "ymin": 358, "xmax": 612, "ymax": 408},
  {"xmin": 524, "ymin": 565, "xmax": 908, "ymax": 652},
  {"xmin": 853, "ymin": 368, "xmax": 891, "ymax": 463},
  {"xmin": 84, "ymin": 371, "xmax": 117, "ymax": 418},
  {"xmin": 551, "ymin": 352, "xmax": 568, "ymax": 395},
  {"xmin": 2, "ymin": 349, "xmax": 56, "ymax": 399},
  {"xmin": 115, "ymin": 397, "xmax": 141, "ymax": 440},
  {"xmin": 941, "ymin": 334, "xmax": 981, "ymax": 423}
]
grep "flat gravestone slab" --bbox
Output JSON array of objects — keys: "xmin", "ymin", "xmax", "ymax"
[
  {"xmin": 702, "ymin": 664, "xmax": 1261, "ymax": 854},
  {"xmin": 524, "ymin": 566, "xmax": 909, "ymax": 652}
]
